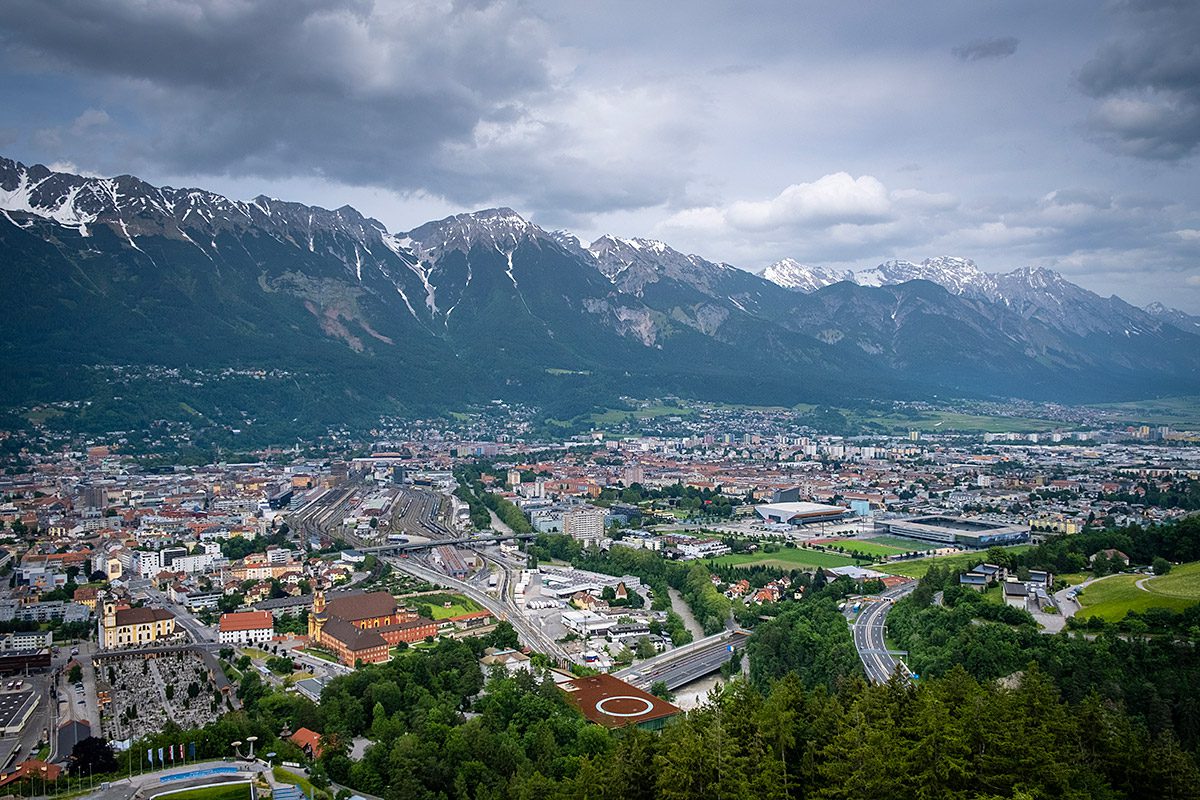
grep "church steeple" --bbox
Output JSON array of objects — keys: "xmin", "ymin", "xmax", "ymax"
[{"xmin": 308, "ymin": 589, "xmax": 326, "ymax": 640}]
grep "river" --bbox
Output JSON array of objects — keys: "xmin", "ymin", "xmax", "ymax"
[{"xmin": 668, "ymin": 587, "xmax": 706, "ymax": 640}]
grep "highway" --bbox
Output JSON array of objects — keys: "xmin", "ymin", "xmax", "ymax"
[
  {"xmin": 613, "ymin": 630, "xmax": 749, "ymax": 690},
  {"xmin": 382, "ymin": 552, "xmax": 571, "ymax": 663},
  {"xmin": 852, "ymin": 582, "xmax": 916, "ymax": 684},
  {"xmin": 346, "ymin": 485, "xmax": 571, "ymax": 663}
]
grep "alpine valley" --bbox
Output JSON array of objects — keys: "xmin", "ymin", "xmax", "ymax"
[{"xmin": 2, "ymin": 157, "xmax": 1198, "ymax": 441}]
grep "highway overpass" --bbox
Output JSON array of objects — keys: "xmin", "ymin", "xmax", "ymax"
[
  {"xmin": 356, "ymin": 531, "xmax": 538, "ymax": 553},
  {"xmin": 613, "ymin": 629, "xmax": 750, "ymax": 690}
]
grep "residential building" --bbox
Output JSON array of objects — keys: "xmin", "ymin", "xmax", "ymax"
[
  {"xmin": 1002, "ymin": 582, "xmax": 1029, "ymax": 609},
  {"xmin": 218, "ymin": 610, "xmax": 274, "ymax": 645},
  {"xmin": 563, "ymin": 507, "xmax": 605, "ymax": 545}
]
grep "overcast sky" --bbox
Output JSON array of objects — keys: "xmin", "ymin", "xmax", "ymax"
[{"xmin": 2, "ymin": 0, "xmax": 1199, "ymax": 309}]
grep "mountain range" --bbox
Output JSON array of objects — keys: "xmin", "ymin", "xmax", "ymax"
[{"xmin": 2, "ymin": 156, "xmax": 1198, "ymax": 439}]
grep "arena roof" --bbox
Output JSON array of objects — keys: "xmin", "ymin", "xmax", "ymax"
[{"xmin": 755, "ymin": 501, "xmax": 848, "ymax": 524}]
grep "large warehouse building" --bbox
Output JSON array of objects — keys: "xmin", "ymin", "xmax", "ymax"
[
  {"xmin": 887, "ymin": 516, "xmax": 1028, "ymax": 548},
  {"xmin": 755, "ymin": 501, "xmax": 850, "ymax": 526}
]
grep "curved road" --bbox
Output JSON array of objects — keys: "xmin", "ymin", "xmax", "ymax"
[
  {"xmin": 384, "ymin": 552, "xmax": 571, "ymax": 663},
  {"xmin": 852, "ymin": 582, "xmax": 916, "ymax": 684}
]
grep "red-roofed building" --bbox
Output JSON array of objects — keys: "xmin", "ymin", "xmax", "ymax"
[
  {"xmin": 0, "ymin": 760, "xmax": 62, "ymax": 789},
  {"xmin": 218, "ymin": 610, "xmax": 274, "ymax": 645},
  {"xmin": 289, "ymin": 727, "xmax": 324, "ymax": 759},
  {"xmin": 559, "ymin": 673, "xmax": 680, "ymax": 731}
]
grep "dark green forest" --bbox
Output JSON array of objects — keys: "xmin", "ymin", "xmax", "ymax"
[{"xmin": 108, "ymin": 609, "xmax": 1200, "ymax": 800}]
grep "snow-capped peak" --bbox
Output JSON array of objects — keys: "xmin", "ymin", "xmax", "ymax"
[
  {"xmin": 400, "ymin": 207, "xmax": 546, "ymax": 264},
  {"xmin": 854, "ymin": 256, "xmax": 997, "ymax": 298},
  {"xmin": 1001, "ymin": 265, "xmax": 1065, "ymax": 290},
  {"xmin": 587, "ymin": 234, "xmax": 734, "ymax": 294},
  {"xmin": 760, "ymin": 258, "xmax": 851, "ymax": 292},
  {"xmin": 1143, "ymin": 301, "xmax": 1200, "ymax": 333}
]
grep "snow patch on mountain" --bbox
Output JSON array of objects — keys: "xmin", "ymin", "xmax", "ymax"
[
  {"xmin": 760, "ymin": 258, "xmax": 851, "ymax": 292},
  {"xmin": 854, "ymin": 257, "xmax": 999, "ymax": 299},
  {"xmin": 587, "ymin": 234, "xmax": 735, "ymax": 296},
  {"xmin": 400, "ymin": 207, "xmax": 544, "ymax": 267}
]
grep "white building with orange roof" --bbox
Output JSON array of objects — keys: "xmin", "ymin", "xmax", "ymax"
[{"xmin": 218, "ymin": 610, "xmax": 274, "ymax": 645}]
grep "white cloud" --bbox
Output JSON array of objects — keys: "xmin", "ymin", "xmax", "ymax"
[
  {"xmin": 724, "ymin": 173, "xmax": 892, "ymax": 231},
  {"xmin": 891, "ymin": 188, "xmax": 958, "ymax": 212},
  {"xmin": 656, "ymin": 172, "xmax": 952, "ymax": 264},
  {"xmin": 946, "ymin": 221, "xmax": 1051, "ymax": 248}
]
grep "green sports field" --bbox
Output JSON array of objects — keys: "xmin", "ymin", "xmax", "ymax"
[
  {"xmin": 864, "ymin": 535, "xmax": 940, "ymax": 552},
  {"xmin": 818, "ymin": 540, "xmax": 909, "ymax": 558},
  {"xmin": 152, "ymin": 783, "xmax": 252, "ymax": 800},
  {"xmin": 710, "ymin": 548, "xmax": 859, "ymax": 569}
]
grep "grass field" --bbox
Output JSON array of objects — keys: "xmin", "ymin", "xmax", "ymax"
[
  {"xmin": 1076, "ymin": 573, "xmax": 1200, "ymax": 621},
  {"xmin": 1139, "ymin": 561, "xmax": 1200, "ymax": 600},
  {"xmin": 1096, "ymin": 396, "xmax": 1200, "ymax": 429},
  {"xmin": 428, "ymin": 602, "xmax": 475, "ymax": 620},
  {"xmin": 850, "ymin": 409, "xmax": 1058, "ymax": 434},
  {"xmin": 152, "ymin": 783, "xmax": 252, "ymax": 800},
  {"xmin": 880, "ymin": 547, "xmax": 1033, "ymax": 579},
  {"xmin": 415, "ymin": 592, "xmax": 482, "ymax": 620},
  {"xmin": 863, "ymin": 535, "xmax": 940, "ymax": 551},
  {"xmin": 710, "ymin": 548, "xmax": 859, "ymax": 569},
  {"xmin": 812, "ymin": 540, "xmax": 909, "ymax": 558},
  {"xmin": 300, "ymin": 647, "xmax": 339, "ymax": 663},
  {"xmin": 274, "ymin": 767, "xmax": 330, "ymax": 800},
  {"xmin": 590, "ymin": 404, "xmax": 694, "ymax": 425}
]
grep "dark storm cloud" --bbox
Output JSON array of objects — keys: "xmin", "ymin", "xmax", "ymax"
[
  {"xmin": 1078, "ymin": 0, "xmax": 1200, "ymax": 160},
  {"xmin": 0, "ymin": 1, "xmax": 1196, "ymax": 309},
  {"xmin": 0, "ymin": 0, "xmax": 569, "ymax": 201},
  {"xmin": 951, "ymin": 37, "xmax": 1019, "ymax": 62}
]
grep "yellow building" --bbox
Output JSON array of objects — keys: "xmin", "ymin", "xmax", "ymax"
[
  {"xmin": 1029, "ymin": 516, "xmax": 1081, "ymax": 535},
  {"xmin": 99, "ymin": 600, "xmax": 177, "ymax": 649}
]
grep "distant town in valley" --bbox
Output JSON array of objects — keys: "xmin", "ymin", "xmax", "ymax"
[
  {"xmin": 0, "ymin": 392, "xmax": 1198, "ymax": 797},
  {"xmin": 3, "ymin": 0, "xmax": 1200, "ymax": 796}
]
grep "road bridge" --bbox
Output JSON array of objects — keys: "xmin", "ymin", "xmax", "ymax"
[
  {"xmin": 356, "ymin": 532, "xmax": 537, "ymax": 553},
  {"xmin": 613, "ymin": 629, "xmax": 750, "ymax": 691},
  {"xmin": 381, "ymin": 553, "xmax": 570, "ymax": 663}
]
